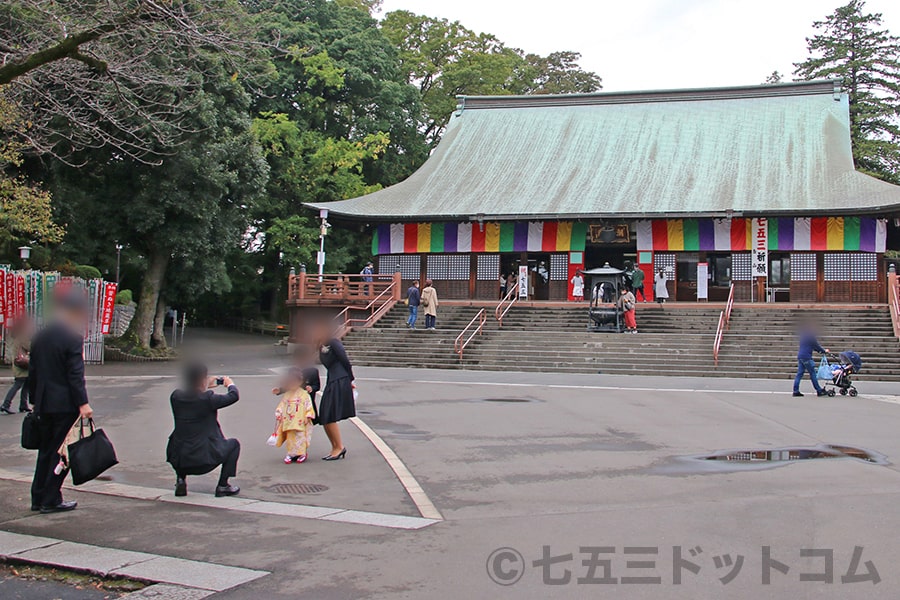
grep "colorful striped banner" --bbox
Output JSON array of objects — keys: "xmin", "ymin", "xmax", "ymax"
[
  {"xmin": 667, "ymin": 219, "xmax": 684, "ymax": 251},
  {"xmin": 499, "ymin": 222, "xmax": 515, "ymax": 252},
  {"xmin": 635, "ymin": 218, "xmax": 886, "ymax": 253},
  {"xmin": 651, "ymin": 220, "xmax": 668, "ymax": 250},
  {"xmin": 417, "ymin": 222, "xmax": 431, "ymax": 253},
  {"xmin": 485, "ymin": 222, "xmax": 500, "ymax": 252},
  {"xmin": 372, "ymin": 221, "xmax": 588, "ymax": 255},
  {"xmin": 542, "ymin": 221, "xmax": 558, "ymax": 251},
  {"xmin": 371, "ymin": 218, "xmax": 883, "ymax": 256}
]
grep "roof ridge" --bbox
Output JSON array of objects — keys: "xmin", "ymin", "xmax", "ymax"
[{"xmin": 457, "ymin": 79, "xmax": 840, "ymax": 111}]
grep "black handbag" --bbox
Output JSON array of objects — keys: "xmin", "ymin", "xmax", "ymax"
[
  {"xmin": 21, "ymin": 412, "xmax": 42, "ymax": 450},
  {"xmin": 67, "ymin": 418, "xmax": 118, "ymax": 485}
]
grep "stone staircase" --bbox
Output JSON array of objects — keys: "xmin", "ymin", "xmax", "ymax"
[
  {"xmin": 343, "ymin": 303, "xmax": 900, "ymax": 381},
  {"xmin": 342, "ymin": 305, "xmax": 488, "ymax": 369},
  {"xmin": 717, "ymin": 306, "xmax": 900, "ymax": 380}
]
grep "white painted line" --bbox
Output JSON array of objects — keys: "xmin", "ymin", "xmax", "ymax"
[
  {"xmin": 235, "ymin": 501, "xmax": 344, "ymax": 519},
  {"xmin": 122, "ymin": 583, "xmax": 215, "ymax": 600},
  {"xmin": 349, "ymin": 416, "xmax": 443, "ymax": 521},
  {"xmin": 320, "ymin": 509, "xmax": 438, "ymax": 530},
  {"xmin": 0, "ymin": 532, "xmax": 268, "ymax": 592},
  {"xmin": 0, "ymin": 468, "xmax": 439, "ymax": 531}
]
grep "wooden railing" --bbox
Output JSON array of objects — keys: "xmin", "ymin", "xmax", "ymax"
[
  {"xmin": 333, "ymin": 282, "xmax": 398, "ymax": 339},
  {"xmin": 495, "ymin": 285, "xmax": 518, "ymax": 327},
  {"xmin": 455, "ymin": 309, "xmax": 486, "ymax": 360},
  {"xmin": 713, "ymin": 283, "xmax": 736, "ymax": 366},
  {"xmin": 288, "ymin": 272, "xmax": 398, "ymax": 303},
  {"xmin": 888, "ymin": 272, "xmax": 900, "ymax": 339}
]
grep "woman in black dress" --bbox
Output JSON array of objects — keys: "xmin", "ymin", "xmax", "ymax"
[{"xmin": 317, "ymin": 335, "xmax": 355, "ymax": 460}]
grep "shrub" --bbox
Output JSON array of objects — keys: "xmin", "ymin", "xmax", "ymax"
[
  {"xmin": 115, "ymin": 289, "xmax": 133, "ymax": 305},
  {"xmin": 74, "ymin": 264, "xmax": 103, "ymax": 280}
]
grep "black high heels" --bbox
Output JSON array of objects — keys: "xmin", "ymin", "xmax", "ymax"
[{"xmin": 322, "ymin": 448, "xmax": 347, "ymax": 461}]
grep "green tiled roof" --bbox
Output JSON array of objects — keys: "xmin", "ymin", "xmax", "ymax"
[{"xmin": 310, "ymin": 80, "xmax": 900, "ymax": 220}]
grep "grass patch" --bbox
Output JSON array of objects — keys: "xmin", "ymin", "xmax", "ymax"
[
  {"xmin": 105, "ymin": 335, "xmax": 177, "ymax": 359},
  {"xmin": 1, "ymin": 562, "xmax": 147, "ymax": 596}
]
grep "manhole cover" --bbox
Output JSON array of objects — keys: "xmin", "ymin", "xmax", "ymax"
[
  {"xmin": 481, "ymin": 398, "xmax": 533, "ymax": 403},
  {"xmin": 267, "ymin": 483, "xmax": 329, "ymax": 495}
]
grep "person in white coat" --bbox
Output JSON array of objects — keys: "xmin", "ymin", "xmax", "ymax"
[{"xmin": 655, "ymin": 269, "xmax": 669, "ymax": 304}]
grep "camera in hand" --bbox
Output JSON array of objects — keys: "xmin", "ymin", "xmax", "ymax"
[{"xmin": 216, "ymin": 377, "xmax": 225, "ymax": 385}]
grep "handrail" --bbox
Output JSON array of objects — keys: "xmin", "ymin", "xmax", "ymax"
[
  {"xmin": 724, "ymin": 281, "xmax": 736, "ymax": 328},
  {"xmin": 713, "ymin": 310, "xmax": 725, "ymax": 366},
  {"xmin": 888, "ymin": 272, "xmax": 900, "ymax": 339},
  {"xmin": 713, "ymin": 283, "xmax": 736, "ymax": 366},
  {"xmin": 333, "ymin": 282, "xmax": 397, "ymax": 338},
  {"xmin": 495, "ymin": 285, "xmax": 518, "ymax": 327},
  {"xmin": 455, "ymin": 309, "xmax": 486, "ymax": 360}
]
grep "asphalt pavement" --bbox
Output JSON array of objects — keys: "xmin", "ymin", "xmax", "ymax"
[{"xmin": 1, "ymin": 329, "xmax": 900, "ymax": 599}]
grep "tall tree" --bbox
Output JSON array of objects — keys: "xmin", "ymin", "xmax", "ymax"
[
  {"xmin": 794, "ymin": 0, "xmax": 900, "ymax": 182},
  {"xmin": 381, "ymin": 10, "xmax": 601, "ymax": 146},
  {"xmin": 0, "ymin": 0, "xmax": 260, "ymax": 163},
  {"xmin": 235, "ymin": 0, "xmax": 424, "ymax": 318},
  {"xmin": 49, "ymin": 55, "xmax": 268, "ymax": 350}
]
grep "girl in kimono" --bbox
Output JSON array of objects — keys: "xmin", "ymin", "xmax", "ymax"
[{"xmin": 272, "ymin": 368, "xmax": 316, "ymax": 464}]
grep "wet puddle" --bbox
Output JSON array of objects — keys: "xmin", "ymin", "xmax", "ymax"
[{"xmin": 656, "ymin": 444, "xmax": 888, "ymax": 475}]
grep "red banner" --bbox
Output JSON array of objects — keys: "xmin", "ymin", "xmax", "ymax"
[
  {"xmin": 100, "ymin": 283, "xmax": 117, "ymax": 335},
  {"xmin": 5, "ymin": 272, "xmax": 15, "ymax": 325},
  {"xmin": 0, "ymin": 270, "xmax": 5, "ymax": 326},
  {"xmin": 15, "ymin": 275, "xmax": 25, "ymax": 319}
]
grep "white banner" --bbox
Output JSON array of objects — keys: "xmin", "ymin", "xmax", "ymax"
[
  {"xmin": 751, "ymin": 217, "xmax": 768, "ymax": 278},
  {"xmin": 518, "ymin": 265, "xmax": 529, "ymax": 299},
  {"xmin": 697, "ymin": 262, "xmax": 709, "ymax": 300}
]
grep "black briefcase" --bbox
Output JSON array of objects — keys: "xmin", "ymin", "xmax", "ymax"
[
  {"xmin": 21, "ymin": 413, "xmax": 42, "ymax": 450},
  {"xmin": 67, "ymin": 418, "xmax": 118, "ymax": 485}
]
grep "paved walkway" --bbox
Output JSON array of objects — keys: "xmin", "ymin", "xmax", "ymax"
[{"xmin": 1, "ymin": 330, "xmax": 899, "ymax": 598}]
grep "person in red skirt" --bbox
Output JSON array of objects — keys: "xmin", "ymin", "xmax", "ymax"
[{"xmin": 618, "ymin": 288, "xmax": 638, "ymax": 334}]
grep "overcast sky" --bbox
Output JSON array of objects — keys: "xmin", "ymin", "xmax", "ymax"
[{"xmin": 377, "ymin": 0, "xmax": 899, "ymax": 91}]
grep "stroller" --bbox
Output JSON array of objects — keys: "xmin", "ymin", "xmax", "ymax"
[{"xmin": 821, "ymin": 351, "xmax": 863, "ymax": 397}]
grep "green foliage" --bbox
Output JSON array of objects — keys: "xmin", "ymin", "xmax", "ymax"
[
  {"xmin": 115, "ymin": 289, "xmax": 133, "ymax": 305},
  {"xmin": 47, "ymin": 45, "xmax": 269, "ymax": 347},
  {"xmin": 74, "ymin": 264, "xmax": 102, "ymax": 280},
  {"xmin": 0, "ymin": 94, "xmax": 63, "ymax": 247},
  {"xmin": 381, "ymin": 10, "xmax": 602, "ymax": 146},
  {"xmin": 334, "ymin": 0, "xmax": 383, "ymax": 13},
  {"xmin": 794, "ymin": 0, "xmax": 900, "ymax": 183},
  {"xmin": 19, "ymin": 0, "xmax": 607, "ymax": 327}
]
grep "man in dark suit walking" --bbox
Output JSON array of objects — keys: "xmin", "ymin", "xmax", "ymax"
[
  {"xmin": 28, "ymin": 292, "xmax": 93, "ymax": 514},
  {"xmin": 166, "ymin": 363, "xmax": 241, "ymax": 497}
]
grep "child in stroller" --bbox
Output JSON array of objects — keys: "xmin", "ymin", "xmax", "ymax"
[{"xmin": 822, "ymin": 350, "xmax": 863, "ymax": 397}]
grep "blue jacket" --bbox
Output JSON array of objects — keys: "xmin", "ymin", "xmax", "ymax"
[
  {"xmin": 797, "ymin": 332, "xmax": 826, "ymax": 361},
  {"xmin": 407, "ymin": 286, "xmax": 421, "ymax": 307}
]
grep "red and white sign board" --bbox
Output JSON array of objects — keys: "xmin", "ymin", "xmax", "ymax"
[{"xmin": 100, "ymin": 283, "xmax": 117, "ymax": 334}]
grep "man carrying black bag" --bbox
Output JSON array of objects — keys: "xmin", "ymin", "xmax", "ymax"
[{"xmin": 27, "ymin": 291, "xmax": 94, "ymax": 514}]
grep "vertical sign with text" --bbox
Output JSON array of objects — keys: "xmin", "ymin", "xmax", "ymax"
[
  {"xmin": 100, "ymin": 283, "xmax": 118, "ymax": 334},
  {"xmin": 752, "ymin": 218, "xmax": 768, "ymax": 278},
  {"xmin": 518, "ymin": 265, "xmax": 529, "ymax": 299}
]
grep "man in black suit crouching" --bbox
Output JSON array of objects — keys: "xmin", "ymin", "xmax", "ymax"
[
  {"xmin": 166, "ymin": 364, "xmax": 241, "ymax": 498},
  {"xmin": 28, "ymin": 291, "xmax": 94, "ymax": 514}
]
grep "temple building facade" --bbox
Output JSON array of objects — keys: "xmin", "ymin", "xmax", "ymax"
[{"xmin": 310, "ymin": 80, "xmax": 900, "ymax": 303}]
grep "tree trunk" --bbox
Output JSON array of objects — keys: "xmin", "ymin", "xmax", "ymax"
[
  {"xmin": 151, "ymin": 295, "xmax": 168, "ymax": 349},
  {"xmin": 125, "ymin": 246, "xmax": 169, "ymax": 349}
]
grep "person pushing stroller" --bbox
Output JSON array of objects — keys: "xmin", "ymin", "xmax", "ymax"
[{"xmin": 793, "ymin": 324, "xmax": 829, "ymax": 397}]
